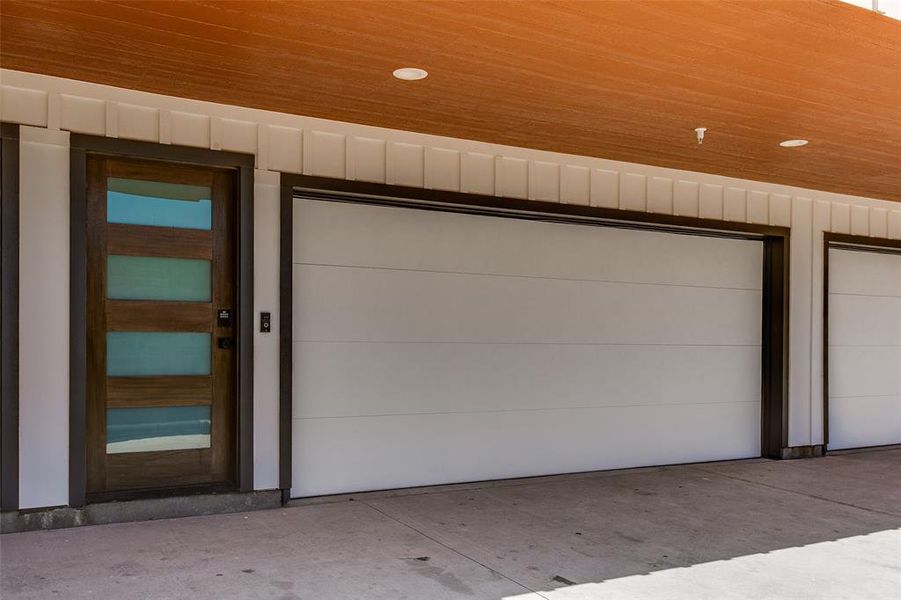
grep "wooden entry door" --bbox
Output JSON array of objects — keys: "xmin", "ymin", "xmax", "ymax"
[{"xmin": 86, "ymin": 156, "xmax": 237, "ymax": 497}]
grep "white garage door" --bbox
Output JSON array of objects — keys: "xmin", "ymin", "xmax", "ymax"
[
  {"xmin": 828, "ymin": 248, "xmax": 901, "ymax": 450},
  {"xmin": 292, "ymin": 198, "xmax": 763, "ymax": 497}
]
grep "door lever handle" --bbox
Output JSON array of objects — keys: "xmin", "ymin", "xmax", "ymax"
[{"xmin": 217, "ymin": 337, "xmax": 234, "ymax": 349}]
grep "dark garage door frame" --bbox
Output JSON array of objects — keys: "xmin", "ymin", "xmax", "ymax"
[
  {"xmin": 1, "ymin": 123, "xmax": 21, "ymax": 512},
  {"xmin": 278, "ymin": 174, "xmax": 792, "ymax": 500},
  {"xmin": 822, "ymin": 232, "xmax": 901, "ymax": 451}
]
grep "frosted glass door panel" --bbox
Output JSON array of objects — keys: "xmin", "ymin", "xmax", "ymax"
[
  {"xmin": 107, "ymin": 177, "xmax": 212, "ymax": 230},
  {"xmin": 107, "ymin": 332, "xmax": 211, "ymax": 376},
  {"xmin": 107, "ymin": 255, "xmax": 211, "ymax": 301},
  {"xmin": 106, "ymin": 406, "xmax": 211, "ymax": 454}
]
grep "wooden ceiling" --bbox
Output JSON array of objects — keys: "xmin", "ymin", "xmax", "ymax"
[{"xmin": 2, "ymin": 0, "xmax": 900, "ymax": 201}]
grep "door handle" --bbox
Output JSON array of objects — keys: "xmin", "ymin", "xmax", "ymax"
[{"xmin": 217, "ymin": 337, "xmax": 234, "ymax": 349}]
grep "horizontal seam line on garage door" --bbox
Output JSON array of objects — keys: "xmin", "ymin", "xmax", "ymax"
[
  {"xmin": 293, "ymin": 340, "xmax": 762, "ymax": 346},
  {"xmin": 294, "ymin": 262, "xmax": 763, "ymax": 292},
  {"xmin": 828, "ymin": 344, "xmax": 901, "ymax": 348},
  {"xmin": 293, "ymin": 400, "xmax": 761, "ymax": 420},
  {"xmin": 828, "ymin": 394, "xmax": 901, "ymax": 399},
  {"xmin": 828, "ymin": 292, "xmax": 901, "ymax": 299}
]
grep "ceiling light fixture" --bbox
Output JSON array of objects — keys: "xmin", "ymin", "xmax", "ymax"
[
  {"xmin": 780, "ymin": 139, "xmax": 809, "ymax": 147},
  {"xmin": 694, "ymin": 127, "xmax": 707, "ymax": 144},
  {"xmin": 392, "ymin": 67, "xmax": 428, "ymax": 81}
]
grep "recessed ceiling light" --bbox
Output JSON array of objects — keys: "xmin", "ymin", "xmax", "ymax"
[
  {"xmin": 779, "ymin": 139, "xmax": 809, "ymax": 147},
  {"xmin": 393, "ymin": 67, "xmax": 428, "ymax": 81}
]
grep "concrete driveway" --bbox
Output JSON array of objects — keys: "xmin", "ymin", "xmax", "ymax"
[{"xmin": 2, "ymin": 448, "xmax": 900, "ymax": 599}]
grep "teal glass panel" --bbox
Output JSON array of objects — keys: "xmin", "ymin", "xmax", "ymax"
[
  {"xmin": 107, "ymin": 177, "xmax": 212, "ymax": 230},
  {"xmin": 106, "ymin": 405, "xmax": 211, "ymax": 454},
  {"xmin": 107, "ymin": 332, "xmax": 211, "ymax": 376},
  {"xmin": 107, "ymin": 255, "xmax": 211, "ymax": 301}
]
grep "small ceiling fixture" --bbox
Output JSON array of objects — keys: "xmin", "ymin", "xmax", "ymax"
[
  {"xmin": 392, "ymin": 67, "xmax": 428, "ymax": 81},
  {"xmin": 780, "ymin": 139, "xmax": 809, "ymax": 147},
  {"xmin": 694, "ymin": 127, "xmax": 707, "ymax": 144}
]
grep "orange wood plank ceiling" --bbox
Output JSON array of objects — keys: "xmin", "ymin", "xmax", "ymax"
[{"xmin": 1, "ymin": 0, "xmax": 899, "ymax": 202}]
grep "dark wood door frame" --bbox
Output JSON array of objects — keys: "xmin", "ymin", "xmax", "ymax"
[
  {"xmin": 70, "ymin": 135, "xmax": 254, "ymax": 506},
  {"xmin": 1, "ymin": 123, "xmax": 21, "ymax": 511},
  {"xmin": 278, "ymin": 174, "xmax": 791, "ymax": 497},
  {"xmin": 85, "ymin": 157, "xmax": 239, "ymax": 497},
  {"xmin": 822, "ymin": 232, "xmax": 901, "ymax": 451}
]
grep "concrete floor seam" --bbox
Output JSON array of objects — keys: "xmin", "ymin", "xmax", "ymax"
[{"xmin": 357, "ymin": 498, "xmax": 552, "ymax": 600}]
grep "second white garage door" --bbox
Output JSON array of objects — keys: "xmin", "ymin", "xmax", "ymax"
[
  {"xmin": 292, "ymin": 198, "xmax": 763, "ymax": 497},
  {"xmin": 827, "ymin": 247, "xmax": 901, "ymax": 450}
]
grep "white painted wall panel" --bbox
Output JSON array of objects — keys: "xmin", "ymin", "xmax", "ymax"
[
  {"xmin": 828, "ymin": 248, "xmax": 901, "ymax": 450},
  {"xmin": 850, "ymin": 205, "xmax": 869, "ymax": 236},
  {"xmin": 890, "ymin": 211, "xmax": 901, "ymax": 240},
  {"xmin": 308, "ymin": 131, "xmax": 345, "ymax": 179},
  {"xmin": 425, "ymin": 147, "xmax": 461, "ymax": 191},
  {"xmin": 560, "ymin": 165, "xmax": 590, "ymax": 206},
  {"xmin": 117, "ymin": 104, "xmax": 160, "ymax": 142},
  {"xmin": 252, "ymin": 170, "xmax": 281, "ymax": 490},
  {"xmin": 0, "ymin": 86, "xmax": 48, "ymax": 126},
  {"xmin": 389, "ymin": 142, "xmax": 424, "ymax": 187},
  {"xmin": 723, "ymin": 187, "xmax": 747, "ymax": 222},
  {"xmin": 267, "ymin": 126, "xmax": 303, "ymax": 174},
  {"xmin": 18, "ymin": 127, "xmax": 70, "ymax": 509},
  {"xmin": 748, "ymin": 191, "xmax": 769, "ymax": 224},
  {"xmin": 770, "ymin": 193, "xmax": 792, "ymax": 227},
  {"xmin": 169, "ymin": 111, "xmax": 211, "ymax": 148},
  {"xmin": 831, "ymin": 203, "xmax": 851, "ymax": 234},
  {"xmin": 673, "ymin": 180, "xmax": 699, "ymax": 217},
  {"xmin": 496, "ymin": 156, "xmax": 528, "ymax": 199},
  {"xmin": 59, "ymin": 94, "xmax": 105, "ymax": 134},
  {"xmin": 698, "ymin": 184, "xmax": 724, "ymax": 220},
  {"xmin": 292, "ymin": 199, "xmax": 762, "ymax": 497},
  {"xmin": 870, "ymin": 207, "xmax": 888, "ymax": 239},
  {"xmin": 646, "ymin": 177, "xmax": 673, "ymax": 214},
  {"xmin": 528, "ymin": 160, "xmax": 559, "ymax": 202},
  {"xmin": 351, "ymin": 137, "xmax": 387, "ymax": 183},
  {"xmin": 620, "ymin": 173, "xmax": 646, "ymax": 211},
  {"xmin": 788, "ymin": 197, "xmax": 813, "ymax": 447},
  {"xmin": 590, "ymin": 169, "xmax": 619, "ymax": 208},
  {"xmin": 809, "ymin": 199, "xmax": 830, "ymax": 445},
  {"xmin": 220, "ymin": 118, "xmax": 257, "ymax": 154},
  {"xmin": 209, "ymin": 116, "xmax": 223, "ymax": 150},
  {"xmin": 461, "ymin": 152, "xmax": 494, "ymax": 195}
]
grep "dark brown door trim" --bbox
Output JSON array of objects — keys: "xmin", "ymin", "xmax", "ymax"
[
  {"xmin": 822, "ymin": 232, "xmax": 901, "ymax": 451},
  {"xmin": 278, "ymin": 182, "xmax": 293, "ymax": 501},
  {"xmin": 279, "ymin": 174, "xmax": 791, "ymax": 498},
  {"xmin": 69, "ymin": 135, "xmax": 254, "ymax": 505},
  {"xmin": 762, "ymin": 234, "xmax": 790, "ymax": 457},
  {"xmin": 1, "ymin": 123, "xmax": 21, "ymax": 511}
]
